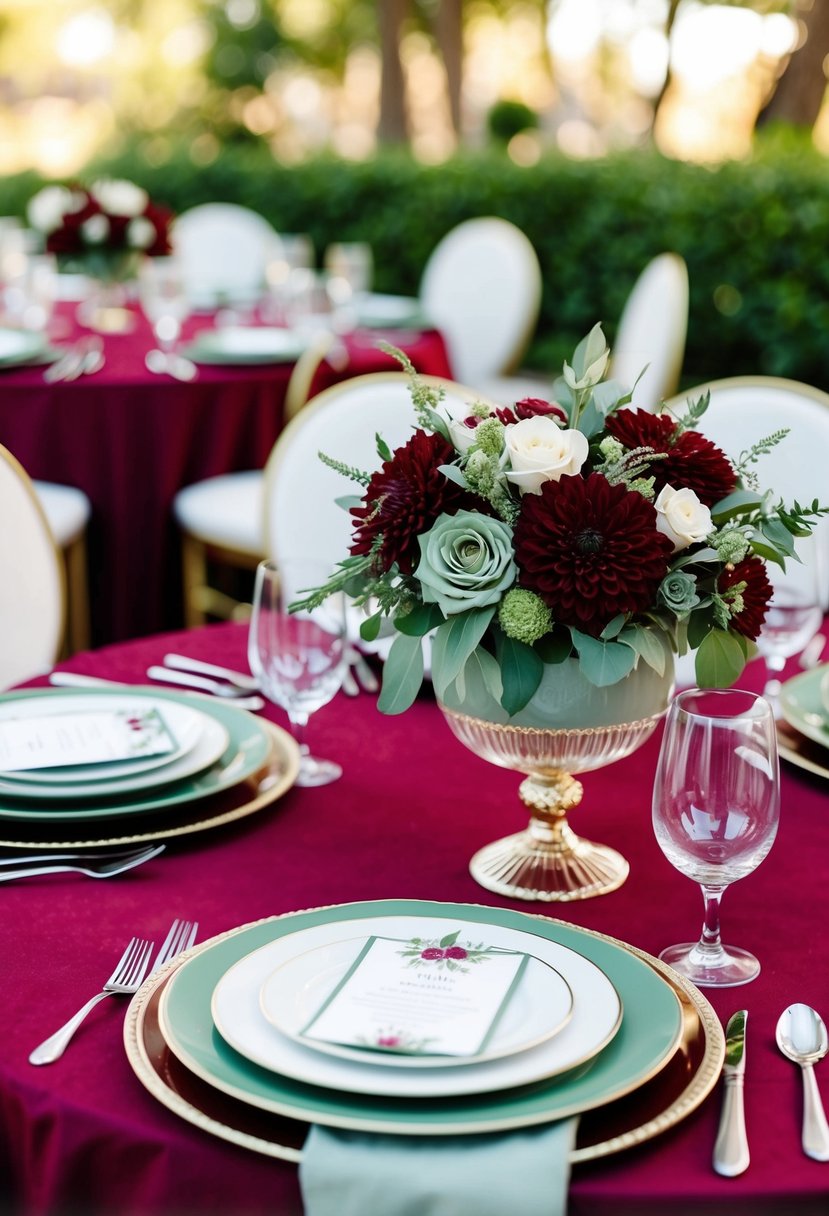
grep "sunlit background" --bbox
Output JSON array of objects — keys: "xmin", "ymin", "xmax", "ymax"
[{"xmin": 0, "ymin": 0, "xmax": 820, "ymax": 180}]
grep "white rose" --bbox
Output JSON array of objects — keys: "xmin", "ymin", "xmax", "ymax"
[
  {"xmin": 437, "ymin": 397, "xmax": 482, "ymax": 454},
  {"xmin": 27, "ymin": 186, "xmax": 84, "ymax": 233},
  {"xmin": 127, "ymin": 216, "xmax": 155, "ymax": 249},
  {"xmin": 504, "ymin": 417, "xmax": 589, "ymax": 494},
  {"xmin": 81, "ymin": 214, "xmax": 110, "ymax": 244},
  {"xmin": 654, "ymin": 484, "xmax": 713, "ymax": 552},
  {"xmin": 91, "ymin": 179, "xmax": 148, "ymax": 217}
]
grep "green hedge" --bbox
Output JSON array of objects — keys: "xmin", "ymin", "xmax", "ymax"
[{"xmin": 6, "ymin": 135, "xmax": 829, "ymax": 392}]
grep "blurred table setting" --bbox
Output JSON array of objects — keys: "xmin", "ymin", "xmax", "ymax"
[{"xmin": 0, "ymin": 617, "xmax": 828, "ymax": 1215}]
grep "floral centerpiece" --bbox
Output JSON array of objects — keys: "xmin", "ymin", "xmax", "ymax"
[
  {"xmin": 304, "ymin": 325, "xmax": 824, "ymax": 718},
  {"xmin": 27, "ymin": 180, "xmax": 172, "ymax": 282}
]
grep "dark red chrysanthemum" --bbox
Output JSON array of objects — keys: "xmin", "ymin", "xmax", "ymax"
[
  {"xmin": 605, "ymin": 408, "xmax": 737, "ymax": 508},
  {"xmin": 350, "ymin": 429, "xmax": 476, "ymax": 575},
  {"xmin": 718, "ymin": 558, "xmax": 773, "ymax": 640},
  {"xmin": 513, "ymin": 472, "xmax": 674, "ymax": 635}
]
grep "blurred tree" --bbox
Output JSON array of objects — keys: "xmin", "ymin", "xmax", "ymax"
[{"xmin": 757, "ymin": 0, "xmax": 829, "ymax": 127}]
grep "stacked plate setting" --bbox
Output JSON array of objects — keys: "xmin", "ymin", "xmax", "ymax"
[
  {"xmin": 776, "ymin": 665, "xmax": 829, "ymax": 780},
  {"xmin": 0, "ymin": 327, "xmax": 61, "ymax": 370},
  {"xmin": 181, "ymin": 328, "xmax": 311, "ymax": 366},
  {"xmin": 0, "ymin": 687, "xmax": 298, "ymax": 847},
  {"xmin": 126, "ymin": 899, "xmax": 726, "ymax": 1163}
]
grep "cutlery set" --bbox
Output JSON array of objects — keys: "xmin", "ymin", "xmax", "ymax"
[
  {"xmin": 29, "ymin": 918, "xmax": 198, "ymax": 1065},
  {"xmin": 714, "ymin": 1004, "xmax": 829, "ymax": 1176},
  {"xmin": 43, "ymin": 336, "xmax": 105, "ymax": 384}
]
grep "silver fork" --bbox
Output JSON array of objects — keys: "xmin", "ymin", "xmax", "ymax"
[
  {"xmin": 0, "ymin": 844, "xmax": 165, "ymax": 883},
  {"xmin": 29, "ymin": 936, "xmax": 154, "ymax": 1065}
]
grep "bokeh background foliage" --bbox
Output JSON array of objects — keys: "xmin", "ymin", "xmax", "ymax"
[{"xmin": 5, "ymin": 130, "xmax": 829, "ymax": 393}]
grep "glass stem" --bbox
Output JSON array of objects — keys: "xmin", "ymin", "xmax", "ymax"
[
  {"xmin": 289, "ymin": 710, "xmax": 310, "ymax": 756},
  {"xmin": 697, "ymin": 884, "xmax": 726, "ymax": 955}
]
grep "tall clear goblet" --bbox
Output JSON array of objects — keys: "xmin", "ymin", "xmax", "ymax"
[
  {"xmin": 248, "ymin": 559, "xmax": 346, "ymax": 788},
  {"xmin": 652, "ymin": 688, "xmax": 780, "ymax": 986},
  {"xmin": 138, "ymin": 256, "xmax": 190, "ymax": 357}
]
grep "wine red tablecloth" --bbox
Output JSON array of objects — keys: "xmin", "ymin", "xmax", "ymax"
[
  {"xmin": 0, "ymin": 309, "xmax": 451, "ymax": 645},
  {"xmin": 1, "ymin": 624, "xmax": 828, "ymax": 1216}
]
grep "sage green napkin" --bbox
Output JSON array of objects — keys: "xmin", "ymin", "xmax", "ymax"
[{"xmin": 299, "ymin": 1119, "xmax": 578, "ymax": 1216}]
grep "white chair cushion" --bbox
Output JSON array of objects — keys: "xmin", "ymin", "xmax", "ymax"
[
  {"xmin": 610, "ymin": 253, "xmax": 689, "ymax": 412},
  {"xmin": 32, "ymin": 481, "xmax": 91, "ymax": 547},
  {"xmin": 172, "ymin": 204, "xmax": 281, "ymax": 308},
  {"xmin": 420, "ymin": 218, "xmax": 542, "ymax": 386},
  {"xmin": 173, "ymin": 471, "xmax": 264, "ymax": 555}
]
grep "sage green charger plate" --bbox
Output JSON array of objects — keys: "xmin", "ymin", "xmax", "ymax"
[
  {"xmin": 0, "ymin": 687, "xmax": 270, "ymax": 822},
  {"xmin": 158, "ymin": 900, "xmax": 684, "ymax": 1136},
  {"xmin": 779, "ymin": 665, "xmax": 829, "ymax": 751}
]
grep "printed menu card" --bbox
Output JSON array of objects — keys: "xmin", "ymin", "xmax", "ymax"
[
  {"xmin": 301, "ymin": 929, "xmax": 530, "ymax": 1057},
  {"xmin": 0, "ymin": 707, "xmax": 177, "ymax": 772}
]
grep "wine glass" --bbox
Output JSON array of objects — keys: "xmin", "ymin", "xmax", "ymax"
[
  {"xmin": 756, "ymin": 535, "xmax": 823, "ymax": 703},
  {"xmin": 652, "ymin": 687, "xmax": 780, "ymax": 986},
  {"xmin": 248, "ymin": 558, "xmax": 346, "ymax": 787},
  {"xmin": 138, "ymin": 257, "xmax": 190, "ymax": 360}
]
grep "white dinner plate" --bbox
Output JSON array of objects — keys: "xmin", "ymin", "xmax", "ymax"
[
  {"xmin": 259, "ymin": 935, "xmax": 573, "ymax": 1068},
  {"xmin": 184, "ymin": 327, "xmax": 309, "ymax": 364},
  {"xmin": 0, "ymin": 328, "xmax": 49, "ymax": 366},
  {"xmin": 0, "ymin": 694, "xmax": 228, "ymax": 801},
  {"xmin": 210, "ymin": 914, "xmax": 621, "ymax": 1099},
  {"xmin": 354, "ymin": 294, "xmax": 423, "ymax": 329}
]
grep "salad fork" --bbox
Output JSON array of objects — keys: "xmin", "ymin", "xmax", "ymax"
[
  {"xmin": 0, "ymin": 844, "xmax": 165, "ymax": 883},
  {"xmin": 29, "ymin": 936, "xmax": 154, "ymax": 1065}
]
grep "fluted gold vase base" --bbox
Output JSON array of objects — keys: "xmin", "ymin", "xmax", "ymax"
[{"xmin": 469, "ymin": 827, "xmax": 629, "ymax": 902}]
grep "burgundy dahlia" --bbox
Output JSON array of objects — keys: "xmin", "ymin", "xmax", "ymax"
[
  {"xmin": 350, "ymin": 430, "xmax": 475, "ymax": 575},
  {"xmin": 513, "ymin": 472, "xmax": 674, "ymax": 635},
  {"xmin": 495, "ymin": 398, "xmax": 569, "ymax": 426},
  {"xmin": 605, "ymin": 408, "xmax": 737, "ymax": 508},
  {"xmin": 718, "ymin": 558, "xmax": 773, "ymax": 640}
]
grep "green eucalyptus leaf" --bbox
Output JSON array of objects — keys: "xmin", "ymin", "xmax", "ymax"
[
  {"xmin": 748, "ymin": 533, "xmax": 787, "ymax": 569},
  {"xmin": 619, "ymin": 625, "xmax": 667, "ymax": 676},
  {"xmin": 430, "ymin": 607, "xmax": 495, "ymax": 698},
  {"xmin": 424, "ymin": 408, "xmax": 450, "ymax": 441},
  {"xmin": 671, "ymin": 546, "xmax": 720, "ymax": 570},
  {"xmin": 687, "ymin": 604, "xmax": 717, "ymax": 648},
  {"xmin": 534, "ymin": 630, "xmax": 573, "ymax": 664},
  {"xmin": 711, "ymin": 489, "xmax": 764, "ymax": 523},
  {"xmin": 335, "ymin": 495, "xmax": 363, "ymax": 511},
  {"xmin": 760, "ymin": 518, "xmax": 797, "ymax": 557},
  {"xmin": 570, "ymin": 630, "xmax": 636, "ymax": 686},
  {"xmin": 359, "ymin": 612, "xmax": 383, "ymax": 643},
  {"xmin": 377, "ymin": 633, "xmax": 424, "ymax": 714},
  {"xmin": 495, "ymin": 633, "xmax": 544, "ymax": 715},
  {"xmin": 438, "ymin": 463, "xmax": 471, "ymax": 490},
  {"xmin": 600, "ymin": 613, "xmax": 627, "ymax": 641},
  {"xmin": 453, "ymin": 644, "xmax": 503, "ymax": 706},
  {"xmin": 394, "ymin": 601, "xmax": 445, "ymax": 637},
  {"xmin": 375, "ymin": 433, "xmax": 392, "ymax": 462},
  {"xmin": 695, "ymin": 628, "xmax": 746, "ymax": 688}
]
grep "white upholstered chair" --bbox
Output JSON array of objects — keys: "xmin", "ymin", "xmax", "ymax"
[
  {"xmin": 32, "ymin": 480, "xmax": 91, "ymax": 653},
  {"xmin": 171, "ymin": 203, "xmax": 281, "ymax": 308},
  {"xmin": 0, "ymin": 445, "xmax": 65, "ymax": 688},
  {"xmin": 665, "ymin": 376, "xmax": 829, "ymax": 684},
  {"xmin": 173, "ymin": 334, "xmax": 342, "ymax": 626},
  {"xmin": 419, "ymin": 217, "xmax": 542, "ymax": 390},
  {"xmin": 610, "ymin": 253, "xmax": 689, "ymax": 412}
]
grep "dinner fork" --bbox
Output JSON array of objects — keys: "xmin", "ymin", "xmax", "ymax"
[
  {"xmin": 29, "ymin": 936, "xmax": 154, "ymax": 1065},
  {"xmin": 0, "ymin": 844, "xmax": 165, "ymax": 882}
]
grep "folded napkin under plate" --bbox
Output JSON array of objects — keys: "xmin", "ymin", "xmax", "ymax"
[{"xmin": 125, "ymin": 899, "xmax": 724, "ymax": 1213}]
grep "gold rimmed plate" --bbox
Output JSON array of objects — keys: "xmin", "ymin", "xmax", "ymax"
[{"xmin": 125, "ymin": 911, "xmax": 722, "ymax": 1164}]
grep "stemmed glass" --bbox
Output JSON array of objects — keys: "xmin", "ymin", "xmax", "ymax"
[
  {"xmin": 756, "ymin": 535, "xmax": 823, "ymax": 703},
  {"xmin": 138, "ymin": 257, "xmax": 191, "ymax": 374},
  {"xmin": 652, "ymin": 688, "xmax": 780, "ymax": 986},
  {"xmin": 248, "ymin": 558, "xmax": 346, "ymax": 787}
]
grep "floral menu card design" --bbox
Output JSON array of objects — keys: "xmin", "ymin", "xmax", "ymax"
[
  {"xmin": 301, "ymin": 930, "xmax": 531, "ymax": 1057},
  {"xmin": 0, "ymin": 708, "xmax": 177, "ymax": 772}
]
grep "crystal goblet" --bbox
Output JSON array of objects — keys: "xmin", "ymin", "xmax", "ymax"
[{"xmin": 652, "ymin": 687, "xmax": 780, "ymax": 986}]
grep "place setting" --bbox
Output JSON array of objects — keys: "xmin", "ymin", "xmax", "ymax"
[
  {"xmin": 124, "ymin": 898, "xmax": 724, "ymax": 1174},
  {"xmin": 0, "ymin": 685, "xmax": 299, "ymax": 849}
]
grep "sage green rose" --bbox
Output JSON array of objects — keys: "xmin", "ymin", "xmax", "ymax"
[
  {"xmin": 657, "ymin": 570, "xmax": 700, "ymax": 616},
  {"xmin": 415, "ymin": 511, "xmax": 516, "ymax": 615}
]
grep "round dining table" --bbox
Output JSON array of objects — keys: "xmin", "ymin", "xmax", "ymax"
[
  {"xmin": 1, "ymin": 623, "xmax": 828, "ymax": 1216},
  {"xmin": 0, "ymin": 306, "xmax": 452, "ymax": 646}
]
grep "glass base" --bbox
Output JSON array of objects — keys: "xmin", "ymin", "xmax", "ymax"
[
  {"xmin": 295, "ymin": 754, "xmax": 342, "ymax": 788},
  {"xmin": 469, "ymin": 828, "xmax": 629, "ymax": 902},
  {"xmin": 658, "ymin": 941, "xmax": 760, "ymax": 987}
]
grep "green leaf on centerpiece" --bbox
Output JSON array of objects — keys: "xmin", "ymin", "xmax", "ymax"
[
  {"xmin": 438, "ymin": 464, "xmax": 471, "ymax": 490},
  {"xmin": 687, "ymin": 604, "xmax": 717, "ymax": 649},
  {"xmin": 570, "ymin": 630, "xmax": 637, "ymax": 686},
  {"xmin": 759, "ymin": 517, "xmax": 797, "ymax": 558},
  {"xmin": 495, "ymin": 633, "xmax": 544, "ymax": 715},
  {"xmin": 430, "ymin": 607, "xmax": 496, "ymax": 699},
  {"xmin": 359, "ymin": 612, "xmax": 383, "ymax": 643},
  {"xmin": 618, "ymin": 625, "xmax": 667, "ymax": 676},
  {"xmin": 748, "ymin": 531, "xmax": 787, "ymax": 568},
  {"xmin": 424, "ymin": 408, "xmax": 451, "ymax": 442},
  {"xmin": 695, "ymin": 627, "xmax": 747, "ymax": 688},
  {"xmin": 453, "ymin": 645, "xmax": 503, "ymax": 706},
  {"xmin": 600, "ymin": 614, "xmax": 627, "ymax": 641},
  {"xmin": 334, "ymin": 495, "xmax": 363, "ymax": 511},
  {"xmin": 711, "ymin": 489, "xmax": 764, "ymax": 523},
  {"xmin": 377, "ymin": 633, "xmax": 424, "ymax": 714},
  {"xmin": 395, "ymin": 601, "xmax": 444, "ymax": 637},
  {"xmin": 534, "ymin": 629, "xmax": 572, "ymax": 664},
  {"xmin": 375, "ymin": 434, "xmax": 392, "ymax": 462}
]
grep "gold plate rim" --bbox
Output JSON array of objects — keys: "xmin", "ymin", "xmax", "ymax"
[
  {"xmin": 0, "ymin": 720, "xmax": 300, "ymax": 849},
  {"xmin": 124, "ymin": 905, "xmax": 723, "ymax": 1165}
]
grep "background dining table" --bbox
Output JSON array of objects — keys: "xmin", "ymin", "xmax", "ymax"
[
  {"xmin": 0, "ymin": 305, "xmax": 452, "ymax": 646},
  {"xmin": 1, "ymin": 623, "xmax": 828, "ymax": 1216}
]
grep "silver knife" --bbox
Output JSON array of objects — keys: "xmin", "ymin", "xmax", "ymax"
[{"xmin": 713, "ymin": 1009, "xmax": 749, "ymax": 1176}]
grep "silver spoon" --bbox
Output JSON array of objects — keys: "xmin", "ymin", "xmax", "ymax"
[
  {"xmin": 776, "ymin": 1003, "xmax": 829, "ymax": 1160},
  {"xmin": 145, "ymin": 349, "xmax": 197, "ymax": 382}
]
